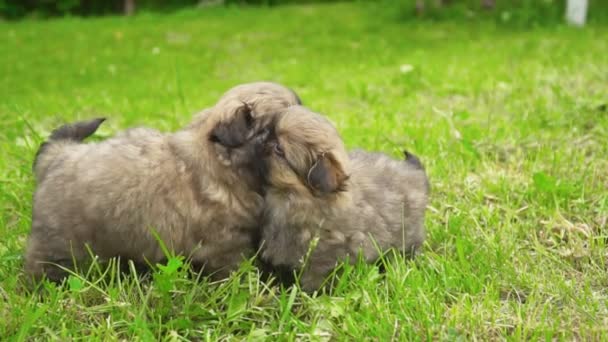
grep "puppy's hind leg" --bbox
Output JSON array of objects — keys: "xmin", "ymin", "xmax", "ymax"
[
  {"xmin": 299, "ymin": 242, "xmax": 350, "ymax": 293},
  {"xmin": 24, "ymin": 255, "xmax": 74, "ymax": 288},
  {"xmin": 23, "ymin": 231, "xmax": 82, "ymax": 286}
]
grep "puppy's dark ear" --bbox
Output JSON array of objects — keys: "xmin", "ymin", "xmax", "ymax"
[
  {"xmin": 307, "ymin": 152, "xmax": 348, "ymax": 194},
  {"xmin": 209, "ymin": 104, "xmax": 253, "ymax": 148}
]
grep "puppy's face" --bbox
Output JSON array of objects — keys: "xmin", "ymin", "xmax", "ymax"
[
  {"xmin": 206, "ymin": 82, "xmax": 302, "ymax": 167},
  {"xmin": 210, "ymin": 103, "xmax": 261, "ymax": 165},
  {"xmin": 190, "ymin": 82, "xmax": 302, "ymax": 193},
  {"xmin": 259, "ymin": 106, "xmax": 349, "ymax": 197},
  {"xmin": 206, "ymin": 102, "xmax": 270, "ymax": 193}
]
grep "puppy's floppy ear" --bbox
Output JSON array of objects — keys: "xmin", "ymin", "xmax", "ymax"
[
  {"xmin": 209, "ymin": 103, "xmax": 253, "ymax": 148},
  {"xmin": 307, "ymin": 152, "xmax": 348, "ymax": 194}
]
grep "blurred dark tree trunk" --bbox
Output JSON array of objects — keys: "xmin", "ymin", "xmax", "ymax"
[
  {"xmin": 416, "ymin": 0, "xmax": 496, "ymax": 15},
  {"xmin": 124, "ymin": 0, "xmax": 136, "ymax": 15},
  {"xmin": 416, "ymin": 0, "xmax": 448, "ymax": 15},
  {"xmin": 416, "ymin": 0, "xmax": 425, "ymax": 15},
  {"xmin": 481, "ymin": 0, "xmax": 495, "ymax": 10}
]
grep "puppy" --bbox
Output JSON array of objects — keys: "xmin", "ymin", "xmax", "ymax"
[
  {"xmin": 257, "ymin": 106, "xmax": 429, "ymax": 292},
  {"xmin": 24, "ymin": 82, "xmax": 300, "ymax": 285}
]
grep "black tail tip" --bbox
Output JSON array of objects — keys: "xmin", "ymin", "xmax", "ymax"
[
  {"xmin": 88, "ymin": 117, "xmax": 107, "ymax": 127},
  {"xmin": 403, "ymin": 150, "xmax": 424, "ymax": 170}
]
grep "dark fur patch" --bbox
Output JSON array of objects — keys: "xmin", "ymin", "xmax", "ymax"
[
  {"xmin": 33, "ymin": 117, "xmax": 106, "ymax": 170},
  {"xmin": 259, "ymin": 262, "xmax": 297, "ymax": 287},
  {"xmin": 251, "ymin": 122, "xmax": 280, "ymax": 188},
  {"xmin": 209, "ymin": 104, "xmax": 253, "ymax": 148},
  {"xmin": 237, "ymin": 128, "xmax": 271, "ymax": 195},
  {"xmin": 249, "ymin": 144, "xmax": 270, "ymax": 194}
]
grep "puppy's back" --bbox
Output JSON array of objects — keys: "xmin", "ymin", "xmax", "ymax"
[
  {"xmin": 26, "ymin": 125, "xmax": 177, "ymax": 282},
  {"xmin": 348, "ymin": 149, "xmax": 429, "ymax": 193},
  {"xmin": 348, "ymin": 149, "xmax": 429, "ymax": 253}
]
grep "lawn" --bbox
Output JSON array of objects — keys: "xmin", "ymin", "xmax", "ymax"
[{"xmin": 1, "ymin": 2, "xmax": 607, "ymax": 340}]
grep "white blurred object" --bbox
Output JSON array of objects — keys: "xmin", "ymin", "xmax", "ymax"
[
  {"xmin": 399, "ymin": 64, "xmax": 414, "ymax": 74},
  {"xmin": 124, "ymin": 0, "xmax": 135, "ymax": 16},
  {"xmin": 566, "ymin": 0, "xmax": 588, "ymax": 26}
]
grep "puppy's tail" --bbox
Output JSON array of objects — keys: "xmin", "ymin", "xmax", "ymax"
[
  {"xmin": 403, "ymin": 150, "xmax": 431, "ymax": 193},
  {"xmin": 403, "ymin": 150, "xmax": 424, "ymax": 170},
  {"xmin": 34, "ymin": 118, "xmax": 106, "ymax": 171},
  {"xmin": 48, "ymin": 117, "xmax": 106, "ymax": 142}
]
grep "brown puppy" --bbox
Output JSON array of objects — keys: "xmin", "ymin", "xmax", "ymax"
[
  {"xmin": 24, "ymin": 82, "xmax": 300, "ymax": 285},
  {"xmin": 257, "ymin": 106, "xmax": 429, "ymax": 292}
]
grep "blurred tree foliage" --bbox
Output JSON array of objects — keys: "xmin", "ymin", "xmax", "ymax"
[
  {"xmin": 391, "ymin": 0, "xmax": 608, "ymax": 26},
  {"xmin": 0, "ymin": 0, "xmax": 199, "ymax": 19},
  {"xmin": 1, "ymin": 0, "xmax": 607, "ymax": 25},
  {"xmin": 223, "ymin": 0, "xmax": 339, "ymax": 4}
]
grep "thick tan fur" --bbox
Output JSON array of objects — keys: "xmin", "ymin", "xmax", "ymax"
[
  {"xmin": 190, "ymin": 81, "xmax": 301, "ymax": 126},
  {"xmin": 258, "ymin": 106, "xmax": 429, "ymax": 292},
  {"xmin": 25, "ymin": 82, "xmax": 301, "ymax": 284}
]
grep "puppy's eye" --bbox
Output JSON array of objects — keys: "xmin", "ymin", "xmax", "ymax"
[{"xmin": 273, "ymin": 143, "xmax": 285, "ymax": 157}]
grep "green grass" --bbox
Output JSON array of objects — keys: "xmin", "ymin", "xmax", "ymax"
[{"xmin": 1, "ymin": 2, "xmax": 608, "ymax": 340}]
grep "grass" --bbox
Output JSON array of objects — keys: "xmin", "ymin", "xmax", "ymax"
[{"xmin": 1, "ymin": 2, "xmax": 608, "ymax": 340}]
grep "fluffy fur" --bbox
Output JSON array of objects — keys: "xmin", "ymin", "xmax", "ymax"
[
  {"xmin": 24, "ymin": 82, "xmax": 301, "ymax": 284},
  {"xmin": 257, "ymin": 106, "xmax": 430, "ymax": 292},
  {"xmin": 190, "ymin": 81, "xmax": 302, "ymax": 126}
]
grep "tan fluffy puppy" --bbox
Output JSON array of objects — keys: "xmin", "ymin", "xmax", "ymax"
[
  {"xmin": 24, "ymin": 83, "xmax": 300, "ymax": 285},
  {"xmin": 257, "ymin": 106, "xmax": 429, "ymax": 292}
]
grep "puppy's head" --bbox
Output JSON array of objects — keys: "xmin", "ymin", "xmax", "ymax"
[
  {"xmin": 259, "ymin": 106, "xmax": 349, "ymax": 197},
  {"xmin": 184, "ymin": 82, "xmax": 302, "ymax": 194},
  {"xmin": 208, "ymin": 101, "xmax": 269, "ymax": 172},
  {"xmin": 207, "ymin": 81, "xmax": 302, "ymax": 163}
]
